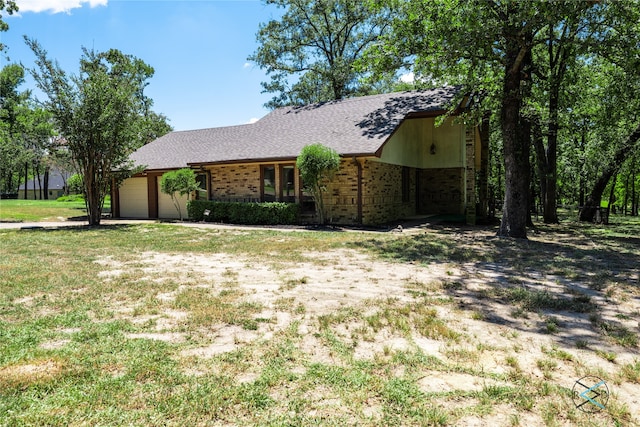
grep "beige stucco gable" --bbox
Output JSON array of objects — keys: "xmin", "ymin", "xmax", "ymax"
[{"xmin": 376, "ymin": 116, "xmax": 466, "ymax": 169}]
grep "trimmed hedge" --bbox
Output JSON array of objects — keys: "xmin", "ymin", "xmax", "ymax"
[{"xmin": 188, "ymin": 200, "xmax": 300, "ymax": 225}]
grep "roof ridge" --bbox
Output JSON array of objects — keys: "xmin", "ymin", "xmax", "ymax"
[
  {"xmin": 277, "ymin": 86, "xmax": 457, "ymax": 111},
  {"xmin": 170, "ymin": 121, "xmax": 257, "ymax": 134}
]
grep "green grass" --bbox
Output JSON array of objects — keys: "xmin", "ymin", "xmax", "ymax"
[
  {"xmin": 0, "ymin": 211, "xmax": 639, "ymax": 426},
  {"xmin": 0, "ymin": 199, "xmax": 88, "ymax": 222}
]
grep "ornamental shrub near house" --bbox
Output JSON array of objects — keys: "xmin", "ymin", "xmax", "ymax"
[
  {"xmin": 296, "ymin": 143, "xmax": 340, "ymax": 224},
  {"xmin": 188, "ymin": 200, "xmax": 299, "ymax": 225},
  {"xmin": 160, "ymin": 168, "xmax": 201, "ymax": 220}
]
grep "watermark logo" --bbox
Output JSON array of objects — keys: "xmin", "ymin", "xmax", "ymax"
[{"xmin": 572, "ymin": 375, "xmax": 609, "ymax": 413}]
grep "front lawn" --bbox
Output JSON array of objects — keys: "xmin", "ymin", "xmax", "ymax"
[
  {"xmin": 0, "ymin": 199, "xmax": 88, "ymax": 222},
  {"xmin": 0, "ymin": 217, "xmax": 639, "ymax": 425}
]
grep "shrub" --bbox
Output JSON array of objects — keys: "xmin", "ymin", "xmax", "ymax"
[
  {"xmin": 56, "ymin": 194, "xmax": 85, "ymax": 203},
  {"xmin": 296, "ymin": 143, "xmax": 340, "ymax": 224},
  {"xmin": 188, "ymin": 200, "xmax": 299, "ymax": 225},
  {"xmin": 67, "ymin": 173, "xmax": 84, "ymax": 195},
  {"xmin": 160, "ymin": 169, "xmax": 201, "ymax": 220}
]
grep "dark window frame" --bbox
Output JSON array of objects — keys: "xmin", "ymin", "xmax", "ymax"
[
  {"xmin": 261, "ymin": 164, "xmax": 277, "ymax": 202},
  {"xmin": 280, "ymin": 164, "xmax": 296, "ymax": 203},
  {"xmin": 195, "ymin": 172, "xmax": 209, "ymax": 200}
]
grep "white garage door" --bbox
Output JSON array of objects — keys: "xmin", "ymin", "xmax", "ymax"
[
  {"xmin": 119, "ymin": 177, "xmax": 148, "ymax": 218},
  {"xmin": 157, "ymin": 177, "xmax": 190, "ymax": 219}
]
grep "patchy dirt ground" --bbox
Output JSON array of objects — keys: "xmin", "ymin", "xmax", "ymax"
[{"xmin": 82, "ymin": 222, "xmax": 640, "ymax": 425}]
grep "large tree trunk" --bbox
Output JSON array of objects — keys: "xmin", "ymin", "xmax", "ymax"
[
  {"xmin": 23, "ymin": 162, "xmax": 28, "ymax": 199},
  {"xmin": 533, "ymin": 118, "xmax": 560, "ymax": 224},
  {"xmin": 43, "ymin": 166, "xmax": 50, "ymax": 200},
  {"xmin": 542, "ymin": 88, "xmax": 560, "ymax": 223},
  {"xmin": 623, "ymin": 170, "xmax": 631, "ymax": 215},
  {"xmin": 83, "ymin": 162, "xmax": 104, "ymax": 226},
  {"xmin": 33, "ymin": 164, "xmax": 40, "ymax": 200},
  {"xmin": 632, "ymin": 162, "xmax": 638, "ymax": 216},
  {"xmin": 578, "ymin": 131, "xmax": 586, "ymax": 207},
  {"xmin": 580, "ymin": 122, "xmax": 640, "ymax": 221},
  {"xmin": 607, "ymin": 173, "xmax": 617, "ymax": 215},
  {"xmin": 498, "ymin": 34, "xmax": 530, "ymax": 239}
]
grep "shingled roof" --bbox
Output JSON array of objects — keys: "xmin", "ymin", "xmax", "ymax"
[
  {"xmin": 130, "ymin": 86, "xmax": 462, "ymax": 171},
  {"xmin": 18, "ymin": 169, "xmax": 71, "ymax": 191}
]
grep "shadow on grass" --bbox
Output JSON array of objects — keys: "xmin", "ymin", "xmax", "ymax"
[
  {"xmin": 357, "ymin": 219, "xmax": 640, "ymax": 351},
  {"xmin": 18, "ymin": 224, "xmax": 141, "ymax": 233}
]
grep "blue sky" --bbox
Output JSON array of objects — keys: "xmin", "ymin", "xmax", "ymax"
[{"xmin": 1, "ymin": 0, "xmax": 279, "ymax": 131}]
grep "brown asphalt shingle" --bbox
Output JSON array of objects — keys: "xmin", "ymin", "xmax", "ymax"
[{"xmin": 130, "ymin": 87, "xmax": 460, "ymax": 171}]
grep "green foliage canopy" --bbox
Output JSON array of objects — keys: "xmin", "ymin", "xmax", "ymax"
[
  {"xmin": 0, "ymin": 63, "xmax": 55, "ymax": 195},
  {"xmin": 296, "ymin": 143, "xmax": 340, "ymax": 224},
  {"xmin": 0, "ymin": 0, "xmax": 17, "ymax": 45},
  {"xmin": 26, "ymin": 38, "xmax": 171, "ymax": 225},
  {"xmin": 249, "ymin": 0, "xmax": 394, "ymax": 108},
  {"xmin": 160, "ymin": 168, "xmax": 201, "ymax": 220},
  {"xmin": 364, "ymin": 0, "xmax": 640, "ymax": 235}
]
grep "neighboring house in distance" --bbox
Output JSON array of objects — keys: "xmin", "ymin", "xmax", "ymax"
[
  {"xmin": 113, "ymin": 86, "xmax": 490, "ymax": 225},
  {"xmin": 18, "ymin": 169, "xmax": 71, "ymax": 200}
]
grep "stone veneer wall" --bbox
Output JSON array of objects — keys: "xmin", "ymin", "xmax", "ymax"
[
  {"xmin": 208, "ymin": 164, "xmax": 261, "ymax": 201},
  {"xmin": 320, "ymin": 159, "xmax": 417, "ymax": 226},
  {"xmin": 321, "ymin": 159, "xmax": 360, "ymax": 224},
  {"xmin": 360, "ymin": 160, "xmax": 416, "ymax": 225},
  {"xmin": 417, "ymin": 167, "xmax": 465, "ymax": 215},
  {"xmin": 203, "ymin": 156, "xmax": 472, "ymax": 226}
]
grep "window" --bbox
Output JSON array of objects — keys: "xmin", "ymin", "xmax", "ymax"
[
  {"xmin": 262, "ymin": 165, "xmax": 276, "ymax": 201},
  {"xmin": 195, "ymin": 173, "xmax": 208, "ymax": 200},
  {"xmin": 261, "ymin": 164, "xmax": 299, "ymax": 203},
  {"xmin": 281, "ymin": 165, "xmax": 295, "ymax": 202}
]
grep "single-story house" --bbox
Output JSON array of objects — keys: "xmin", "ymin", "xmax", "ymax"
[
  {"xmin": 18, "ymin": 169, "xmax": 71, "ymax": 200},
  {"xmin": 112, "ymin": 86, "xmax": 489, "ymax": 225}
]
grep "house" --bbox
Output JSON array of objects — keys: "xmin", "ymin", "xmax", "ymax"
[
  {"xmin": 18, "ymin": 168, "xmax": 71, "ymax": 200},
  {"xmin": 112, "ymin": 86, "xmax": 490, "ymax": 225}
]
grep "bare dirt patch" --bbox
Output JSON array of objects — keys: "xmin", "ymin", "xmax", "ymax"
[
  {"xmin": 0, "ymin": 358, "xmax": 66, "ymax": 388},
  {"xmin": 92, "ymin": 225, "xmax": 640, "ymax": 425}
]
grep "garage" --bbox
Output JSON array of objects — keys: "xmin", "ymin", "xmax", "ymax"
[{"xmin": 118, "ymin": 177, "xmax": 149, "ymax": 218}]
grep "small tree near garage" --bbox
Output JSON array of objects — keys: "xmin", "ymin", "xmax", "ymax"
[
  {"xmin": 160, "ymin": 168, "xmax": 200, "ymax": 221},
  {"xmin": 296, "ymin": 143, "xmax": 340, "ymax": 224}
]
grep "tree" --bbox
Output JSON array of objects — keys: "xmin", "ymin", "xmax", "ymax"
[
  {"xmin": 0, "ymin": 63, "xmax": 55, "ymax": 198},
  {"xmin": 0, "ymin": 0, "xmax": 18, "ymax": 50},
  {"xmin": 26, "ymin": 38, "xmax": 171, "ymax": 225},
  {"xmin": 368, "ymin": 0, "xmax": 562, "ymax": 238},
  {"xmin": 0, "ymin": 63, "xmax": 30, "ymax": 195},
  {"xmin": 365, "ymin": 0, "xmax": 636, "ymax": 237},
  {"xmin": 527, "ymin": 4, "xmax": 598, "ymax": 224},
  {"xmin": 159, "ymin": 168, "xmax": 200, "ymax": 221},
  {"xmin": 249, "ymin": 0, "xmax": 393, "ymax": 108},
  {"xmin": 18, "ymin": 105, "xmax": 55, "ymax": 199},
  {"xmin": 580, "ymin": 122, "xmax": 640, "ymax": 221},
  {"xmin": 296, "ymin": 143, "xmax": 340, "ymax": 224},
  {"xmin": 576, "ymin": 3, "xmax": 640, "ymax": 221}
]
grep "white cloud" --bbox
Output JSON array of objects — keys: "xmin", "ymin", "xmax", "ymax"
[
  {"xmin": 243, "ymin": 62, "xmax": 251, "ymax": 69},
  {"xmin": 399, "ymin": 72, "xmax": 415, "ymax": 83},
  {"xmin": 16, "ymin": 0, "xmax": 107, "ymax": 14},
  {"xmin": 247, "ymin": 117, "xmax": 259, "ymax": 124}
]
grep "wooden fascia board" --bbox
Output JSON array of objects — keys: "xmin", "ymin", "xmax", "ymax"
[
  {"xmin": 188, "ymin": 153, "xmax": 380, "ymax": 169},
  {"xmin": 188, "ymin": 157, "xmax": 298, "ymax": 168}
]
